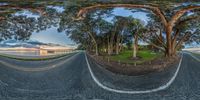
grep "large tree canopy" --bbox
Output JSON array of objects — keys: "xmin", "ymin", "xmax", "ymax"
[
  {"xmin": 0, "ymin": 0, "xmax": 199, "ymax": 58},
  {"xmin": 75, "ymin": 3, "xmax": 200, "ymax": 57},
  {"xmin": 0, "ymin": 2, "xmax": 62, "ymax": 41}
]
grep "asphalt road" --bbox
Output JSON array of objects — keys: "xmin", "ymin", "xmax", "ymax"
[{"xmin": 0, "ymin": 52, "xmax": 200, "ymax": 100}]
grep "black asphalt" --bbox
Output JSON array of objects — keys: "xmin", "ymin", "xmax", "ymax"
[
  {"xmin": 87, "ymin": 55, "xmax": 179, "ymax": 91},
  {"xmin": 0, "ymin": 52, "xmax": 200, "ymax": 100},
  {"xmin": 191, "ymin": 52, "xmax": 200, "ymax": 59},
  {"xmin": 0, "ymin": 53, "xmax": 75, "ymax": 68}
]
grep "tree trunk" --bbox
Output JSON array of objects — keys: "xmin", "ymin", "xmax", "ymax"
[
  {"xmin": 77, "ymin": 4, "xmax": 200, "ymax": 58},
  {"xmin": 110, "ymin": 42, "xmax": 113, "ymax": 54},
  {"xmin": 116, "ymin": 43, "xmax": 119, "ymax": 55},
  {"xmin": 108, "ymin": 45, "xmax": 111, "ymax": 55},
  {"xmin": 107, "ymin": 35, "xmax": 111, "ymax": 55},
  {"xmin": 135, "ymin": 34, "xmax": 139, "ymax": 51},
  {"xmin": 119, "ymin": 35, "xmax": 123, "ymax": 52},
  {"xmin": 109, "ymin": 30, "xmax": 116, "ymax": 55},
  {"xmin": 165, "ymin": 25, "xmax": 173, "ymax": 57},
  {"xmin": 171, "ymin": 38, "xmax": 177, "ymax": 56},
  {"xmin": 95, "ymin": 43, "xmax": 98, "ymax": 56},
  {"xmin": 133, "ymin": 34, "xmax": 138, "ymax": 58},
  {"xmin": 133, "ymin": 43, "xmax": 137, "ymax": 58},
  {"xmin": 171, "ymin": 29, "xmax": 180, "ymax": 56},
  {"xmin": 159, "ymin": 28, "xmax": 163, "ymax": 43},
  {"xmin": 88, "ymin": 32, "xmax": 98, "ymax": 56},
  {"xmin": 116, "ymin": 34, "xmax": 120, "ymax": 55}
]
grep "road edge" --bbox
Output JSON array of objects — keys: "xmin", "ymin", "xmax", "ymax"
[
  {"xmin": 184, "ymin": 52, "xmax": 200, "ymax": 61},
  {"xmin": 84, "ymin": 52, "xmax": 183, "ymax": 94},
  {"xmin": 0, "ymin": 52, "xmax": 76, "ymax": 61},
  {"xmin": 0, "ymin": 52, "xmax": 80, "ymax": 72}
]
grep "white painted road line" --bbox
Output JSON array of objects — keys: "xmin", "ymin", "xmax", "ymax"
[
  {"xmin": 85, "ymin": 52, "xmax": 183, "ymax": 94},
  {"xmin": 0, "ymin": 53, "xmax": 79, "ymax": 72},
  {"xmin": 184, "ymin": 52, "xmax": 200, "ymax": 62}
]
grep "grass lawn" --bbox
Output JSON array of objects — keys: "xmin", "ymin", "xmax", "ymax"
[{"xmin": 109, "ymin": 50, "xmax": 162, "ymax": 64}]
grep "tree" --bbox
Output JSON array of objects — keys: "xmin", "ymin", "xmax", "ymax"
[
  {"xmin": 106, "ymin": 16, "xmax": 129, "ymax": 55},
  {"xmin": 127, "ymin": 18, "xmax": 145, "ymax": 58},
  {"xmin": 76, "ymin": 4, "xmax": 200, "ymax": 58},
  {"xmin": 0, "ymin": 4, "xmax": 62, "ymax": 42}
]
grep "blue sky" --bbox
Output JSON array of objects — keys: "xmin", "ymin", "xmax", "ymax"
[
  {"xmin": 30, "ymin": 27, "xmax": 74, "ymax": 46},
  {"xmin": 12, "ymin": 7, "xmax": 149, "ymax": 47},
  {"xmin": 14, "ymin": 10, "xmax": 40, "ymax": 19},
  {"xmin": 13, "ymin": 6, "xmax": 72, "ymax": 46},
  {"xmin": 7, "ymin": 6, "xmax": 199, "ymax": 48},
  {"xmin": 47, "ymin": 6, "xmax": 65, "ymax": 13},
  {"xmin": 106, "ymin": 8, "xmax": 149, "ymax": 24}
]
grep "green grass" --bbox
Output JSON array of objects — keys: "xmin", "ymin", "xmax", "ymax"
[
  {"xmin": 190, "ymin": 52, "xmax": 200, "ymax": 56},
  {"xmin": 108, "ymin": 50, "xmax": 162, "ymax": 64}
]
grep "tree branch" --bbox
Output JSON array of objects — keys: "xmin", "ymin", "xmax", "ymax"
[
  {"xmin": 0, "ymin": 5, "xmax": 46, "ymax": 16},
  {"xmin": 175, "ymin": 32, "xmax": 190, "ymax": 49},
  {"xmin": 153, "ymin": 32, "xmax": 167, "ymax": 48},
  {"xmin": 172, "ymin": 29, "xmax": 180, "ymax": 43},
  {"xmin": 0, "ymin": 17, "xmax": 5, "ymax": 21},
  {"xmin": 138, "ymin": 33, "xmax": 165, "ymax": 51},
  {"xmin": 169, "ymin": 6, "xmax": 200, "ymax": 27},
  {"xmin": 176, "ymin": 15, "xmax": 200, "ymax": 27},
  {"xmin": 76, "ymin": 4, "xmax": 168, "ymax": 27},
  {"xmin": 87, "ymin": 31, "xmax": 97, "ymax": 45}
]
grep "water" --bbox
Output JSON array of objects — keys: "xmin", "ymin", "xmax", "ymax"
[
  {"xmin": 0, "ymin": 2, "xmax": 77, "ymax": 56},
  {"xmin": 0, "ymin": 50, "xmax": 70, "ymax": 56}
]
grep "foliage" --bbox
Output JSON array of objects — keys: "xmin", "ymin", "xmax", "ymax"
[{"xmin": 0, "ymin": 1, "xmax": 199, "ymax": 58}]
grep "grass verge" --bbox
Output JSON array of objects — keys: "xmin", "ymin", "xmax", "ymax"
[
  {"xmin": 191, "ymin": 52, "xmax": 200, "ymax": 56},
  {"xmin": 108, "ymin": 50, "xmax": 162, "ymax": 64}
]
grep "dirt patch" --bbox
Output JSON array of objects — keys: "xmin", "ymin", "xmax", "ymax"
[
  {"xmin": 129, "ymin": 56, "xmax": 142, "ymax": 61},
  {"xmin": 88, "ymin": 54, "xmax": 180, "ymax": 76}
]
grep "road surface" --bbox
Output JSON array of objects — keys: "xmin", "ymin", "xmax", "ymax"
[{"xmin": 0, "ymin": 52, "xmax": 200, "ymax": 100}]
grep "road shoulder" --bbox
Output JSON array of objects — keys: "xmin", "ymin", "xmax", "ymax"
[{"xmin": 85, "ymin": 52, "xmax": 183, "ymax": 94}]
